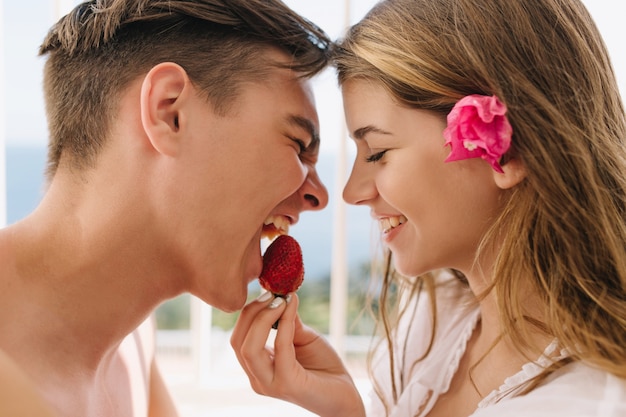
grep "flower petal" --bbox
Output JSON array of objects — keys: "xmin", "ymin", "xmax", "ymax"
[{"xmin": 443, "ymin": 94, "xmax": 512, "ymax": 173}]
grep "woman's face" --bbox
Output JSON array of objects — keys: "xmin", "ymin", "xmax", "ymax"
[{"xmin": 341, "ymin": 79, "xmax": 504, "ymax": 277}]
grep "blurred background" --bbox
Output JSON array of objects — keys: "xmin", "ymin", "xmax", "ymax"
[{"xmin": 1, "ymin": 0, "xmax": 625, "ymax": 415}]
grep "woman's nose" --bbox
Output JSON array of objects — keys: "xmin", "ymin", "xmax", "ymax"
[{"xmin": 343, "ymin": 160, "xmax": 376, "ymax": 206}]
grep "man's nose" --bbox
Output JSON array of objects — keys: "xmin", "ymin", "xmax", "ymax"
[{"xmin": 301, "ymin": 168, "xmax": 328, "ymax": 211}]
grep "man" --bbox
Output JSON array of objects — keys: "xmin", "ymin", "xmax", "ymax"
[
  {"xmin": 0, "ymin": 349, "xmax": 56, "ymax": 416},
  {"xmin": 0, "ymin": 0, "xmax": 330, "ymax": 415}
]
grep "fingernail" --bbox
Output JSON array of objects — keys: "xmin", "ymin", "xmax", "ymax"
[
  {"xmin": 268, "ymin": 296, "xmax": 285, "ymax": 309},
  {"xmin": 285, "ymin": 293, "xmax": 293, "ymax": 304},
  {"xmin": 256, "ymin": 291, "xmax": 273, "ymax": 303}
]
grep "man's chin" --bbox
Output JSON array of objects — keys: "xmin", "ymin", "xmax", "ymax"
[{"xmin": 211, "ymin": 293, "xmax": 248, "ymax": 313}]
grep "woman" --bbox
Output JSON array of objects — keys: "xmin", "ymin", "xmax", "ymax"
[{"xmin": 232, "ymin": 0, "xmax": 626, "ymax": 415}]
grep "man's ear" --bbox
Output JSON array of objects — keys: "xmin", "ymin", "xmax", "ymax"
[
  {"xmin": 140, "ymin": 62, "xmax": 190, "ymax": 156},
  {"xmin": 494, "ymin": 156, "xmax": 527, "ymax": 189}
]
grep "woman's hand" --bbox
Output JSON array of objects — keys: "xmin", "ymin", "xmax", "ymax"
[{"xmin": 231, "ymin": 292, "xmax": 366, "ymax": 417}]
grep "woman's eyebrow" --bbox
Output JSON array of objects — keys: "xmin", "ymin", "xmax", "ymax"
[{"xmin": 352, "ymin": 125, "xmax": 392, "ymax": 140}]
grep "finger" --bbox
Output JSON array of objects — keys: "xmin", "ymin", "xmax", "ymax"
[
  {"xmin": 273, "ymin": 294, "xmax": 298, "ymax": 338},
  {"xmin": 273, "ymin": 293, "xmax": 299, "ymax": 373},
  {"xmin": 274, "ymin": 294, "xmax": 304, "ymax": 387},
  {"xmin": 292, "ymin": 312, "xmax": 324, "ymax": 347},
  {"xmin": 231, "ymin": 291, "xmax": 277, "ymax": 383},
  {"xmin": 230, "ymin": 290, "xmax": 273, "ymax": 350},
  {"xmin": 238, "ymin": 296, "xmax": 289, "ymax": 387}
]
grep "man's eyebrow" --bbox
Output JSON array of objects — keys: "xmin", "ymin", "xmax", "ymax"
[
  {"xmin": 286, "ymin": 114, "xmax": 320, "ymax": 150},
  {"xmin": 352, "ymin": 125, "xmax": 392, "ymax": 140}
]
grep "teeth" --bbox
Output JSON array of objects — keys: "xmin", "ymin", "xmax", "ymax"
[
  {"xmin": 379, "ymin": 215, "xmax": 407, "ymax": 233},
  {"xmin": 390, "ymin": 217, "xmax": 400, "ymax": 228},
  {"xmin": 263, "ymin": 215, "xmax": 290, "ymax": 235}
]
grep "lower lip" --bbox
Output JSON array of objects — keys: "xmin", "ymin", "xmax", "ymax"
[{"xmin": 381, "ymin": 222, "xmax": 404, "ymax": 243}]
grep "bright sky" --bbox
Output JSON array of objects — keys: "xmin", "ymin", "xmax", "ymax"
[{"xmin": 1, "ymin": 0, "xmax": 625, "ymax": 153}]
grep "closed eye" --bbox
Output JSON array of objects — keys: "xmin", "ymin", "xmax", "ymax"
[
  {"xmin": 285, "ymin": 114, "xmax": 319, "ymax": 155},
  {"xmin": 292, "ymin": 138, "xmax": 307, "ymax": 153},
  {"xmin": 366, "ymin": 150, "xmax": 388, "ymax": 163}
]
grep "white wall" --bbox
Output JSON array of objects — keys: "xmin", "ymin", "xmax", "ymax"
[{"xmin": 1, "ymin": 0, "xmax": 7, "ymax": 227}]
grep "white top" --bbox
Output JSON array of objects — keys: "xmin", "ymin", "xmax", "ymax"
[{"xmin": 366, "ymin": 274, "xmax": 626, "ymax": 417}]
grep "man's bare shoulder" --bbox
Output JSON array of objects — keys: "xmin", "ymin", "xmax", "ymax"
[{"xmin": 0, "ymin": 348, "xmax": 57, "ymax": 416}]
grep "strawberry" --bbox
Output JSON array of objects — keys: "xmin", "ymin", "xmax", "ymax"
[{"xmin": 259, "ymin": 234, "xmax": 304, "ymax": 296}]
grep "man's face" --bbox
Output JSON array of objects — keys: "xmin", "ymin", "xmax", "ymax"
[{"xmin": 166, "ymin": 55, "xmax": 328, "ymax": 311}]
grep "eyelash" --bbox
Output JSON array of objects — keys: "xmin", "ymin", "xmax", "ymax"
[
  {"xmin": 366, "ymin": 150, "xmax": 388, "ymax": 163},
  {"xmin": 292, "ymin": 138, "xmax": 307, "ymax": 153}
]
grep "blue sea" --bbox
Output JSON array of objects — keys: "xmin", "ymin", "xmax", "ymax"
[{"xmin": 4, "ymin": 145, "xmax": 375, "ymax": 280}]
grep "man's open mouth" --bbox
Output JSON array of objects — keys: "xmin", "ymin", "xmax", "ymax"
[{"xmin": 262, "ymin": 215, "xmax": 290, "ymax": 240}]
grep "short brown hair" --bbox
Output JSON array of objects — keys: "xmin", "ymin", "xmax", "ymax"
[{"xmin": 39, "ymin": 0, "xmax": 331, "ymax": 178}]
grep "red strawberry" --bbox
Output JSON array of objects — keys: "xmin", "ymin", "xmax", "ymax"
[{"xmin": 259, "ymin": 235, "xmax": 304, "ymax": 296}]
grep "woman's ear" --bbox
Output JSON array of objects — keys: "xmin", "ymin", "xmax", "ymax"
[
  {"xmin": 494, "ymin": 156, "xmax": 527, "ymax": 189},
  {"xmin": 140, "ymin": 62, "xmax": 190, "ymax": 156}
]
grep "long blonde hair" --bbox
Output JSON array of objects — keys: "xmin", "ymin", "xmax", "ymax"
[{"xmin": 334, "ymin": 0, "xmax": 626, "ymax": 410}]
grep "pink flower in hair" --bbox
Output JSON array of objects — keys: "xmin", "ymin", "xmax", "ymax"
[{"xmin": 443, "ymin": 94, "xmax": 512, "ymax": 173}]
